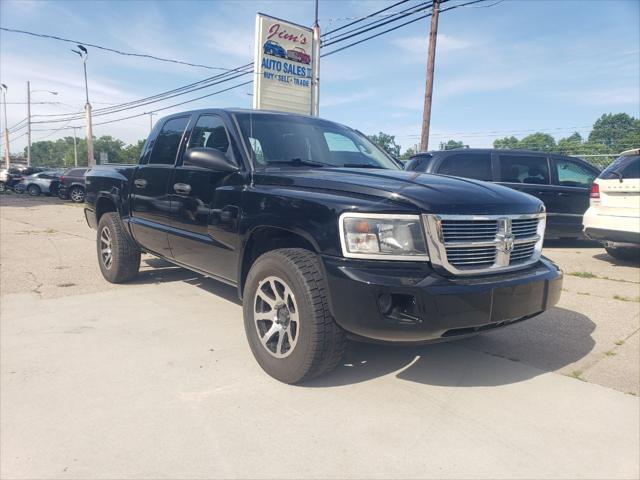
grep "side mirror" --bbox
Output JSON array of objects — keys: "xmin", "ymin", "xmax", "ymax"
[{"xmin": 183, "ymin": 147, "xmax": 239, "ymax": 173}]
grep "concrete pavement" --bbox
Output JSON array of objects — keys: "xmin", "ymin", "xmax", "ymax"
[
  {"xmin": 1, "ymin": 193, "xmax": 639, "ymax": 479},
  {"xmin": 2, "ymin": 281, "xmax": 638, "ymax": 479}
]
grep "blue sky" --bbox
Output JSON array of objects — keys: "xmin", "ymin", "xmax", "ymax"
[{"xmin": 1, "ymin": 0, "xmax": 638, "ymax": 153}]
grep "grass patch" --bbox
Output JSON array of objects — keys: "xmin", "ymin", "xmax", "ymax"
[
  {"xmin": 614, "ymin": 340, "xmax": 625, "ymax": 346},
  {"xmin": 44, "ymin": 228, "xmax": 57, "ymax": 234},
  {"xmin": 604, "ymin": 350, "xmax": 617, "ymax": 357},
  {"xmin": 613, "ymin": 295, "xmax": 640, "ymax": 302},
  {"xmin": 568, "ymin": 271, "xmax": 597, "ymax": 279},
  {"xmin": 577, "ymin": 291, "xmax": 591, "ymax": 296},
  {"xmin": 566, "ymin": 370, "xmax": 586, "ymax": 382}
]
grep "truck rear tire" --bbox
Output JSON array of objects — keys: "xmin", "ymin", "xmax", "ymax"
[
  {"xmin": 243, "ymin": 248, "xmax": 347, "ymax": 384},
  {"xmin": 96, "ymin": 212, "xmax": 141, "ymax": 283}
]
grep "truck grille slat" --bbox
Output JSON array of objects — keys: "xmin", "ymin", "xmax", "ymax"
[{"xmin": 423, "ymin": 214, "xmax": 545, "ymax": 275}]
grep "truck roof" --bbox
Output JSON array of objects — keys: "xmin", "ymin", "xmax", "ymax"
[{"xmin": 158, "ymin": 108, "xmax": 318, "ymax": 123}]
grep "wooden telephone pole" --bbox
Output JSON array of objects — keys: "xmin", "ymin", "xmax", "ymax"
[{"xmin": 420, "ymin": 0, "xmax": 440, "ymax": 152}]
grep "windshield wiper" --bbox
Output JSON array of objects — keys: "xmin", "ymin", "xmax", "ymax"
[
  {"xmin": 341, "ymin": 163, "xmax": 386, "ymax": 169},
  {"xmin": 611, "ymin": 171, "xmax": 624, "ymax": 182},
  {"xmin": 267, "ymin": 158, "xmax": 332, "ymax": 168}
]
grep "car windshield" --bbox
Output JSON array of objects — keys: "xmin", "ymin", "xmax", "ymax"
[{"xmin": 235, "ymin": 113, "xmax": 400, "ymax": 170}]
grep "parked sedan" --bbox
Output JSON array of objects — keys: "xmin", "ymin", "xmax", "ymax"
[
  {"xmin": 17, "ymin": 171, "xmax": 61, "ymax": 196},
  {"xmin": 58, "ymin": 167, "xmax": 88, "ymax": 202},
  {"xmin": 405, "ymin": 149, "xmax": 600, "ymax": 239}
]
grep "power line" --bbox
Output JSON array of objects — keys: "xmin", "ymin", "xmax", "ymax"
[
  {"xmin": 322, "ymin": 1, "xmax": 442, "ymax": 47},
  {"xmin": 11, "ymin": 0, "xmax": 498, "ymax": 139},
  {"xmin": 0, "ymin": 27, "xmax": 248, "ymax": 72},
  {"xmin": 322, "ymin": 0, "xmax": 498, "ymax": 57},
  {"xmin": 32, "ymin": 69, "xmax": 254, "ymax": 124},
  {"xmin": 29, "ymin": 80, "xmax": 253, "ymax": 132},
  {"xmin": 323, "ymin": 0, "xmax": 411, "ymax": 36},
  {"xmin": 33, "ymin": 63, "xmax": 254, "ymax": 120}
]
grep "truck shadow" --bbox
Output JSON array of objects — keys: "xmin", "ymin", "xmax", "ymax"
[
  {"xmin": 133, "ymin": 258, "xmax": 596, "ymax": 389},
  {"xmin": 133, "ymin": 257, "xmax": 242, "ymax": 305},
  {"xmin": 304, "ymin": 308, "xmax": 595, "ymax": 388}
]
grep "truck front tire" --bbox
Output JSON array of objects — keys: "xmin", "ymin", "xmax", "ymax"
[
  {"xmin": 96, "ymin": 212, "xmax": 141, "ymax": 283},
  {"xmin": 243, "ymin": 248, "xmax": 347, "ymax": 384}
]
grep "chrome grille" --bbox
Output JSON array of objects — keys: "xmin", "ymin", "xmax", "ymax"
[
  {"xmin": 446, "ymin": 245, "xmax": 496, "ymax": 267},
  {"xmin": 441, "ymin": 220, "xmax": 498, "ymax": 243},
  {"xmin": 423, "ymin": 213, "xmax": 545, "ymax": 275},
  {"xmin": 510, "ymin": 240, "xmax": 538, "ymax": 264},
  {"xmin": 511, "ymin": 218, "xmax": 539, "ymax": 239}
]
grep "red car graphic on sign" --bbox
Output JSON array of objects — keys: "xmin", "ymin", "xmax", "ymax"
[{"xmin": 286, "ymin": 47, "xmax": 311, "ymax": 65}]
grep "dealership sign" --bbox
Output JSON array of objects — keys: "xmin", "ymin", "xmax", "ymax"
[{"xmin": 253, "ymin": 14, "xmax": 315, "ymax": 115}]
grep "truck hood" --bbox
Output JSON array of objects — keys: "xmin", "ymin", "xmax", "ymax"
[{"xmin": 253, "ymin": 168, "xmax": 544, "ymax": 215}]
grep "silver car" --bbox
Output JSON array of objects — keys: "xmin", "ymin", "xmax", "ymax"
[{"xmin": 17, "ymin": 171, "xmax": 60, "ymax": 196}]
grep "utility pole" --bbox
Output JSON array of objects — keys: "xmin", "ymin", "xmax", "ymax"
[
  {"xmin": 72, "ymin": 45, "xmax": 94, "ymax": 166},
  {"xmin": 72, "ymin": 126, "xmax": 78, "ymax": 167},
  {"xmin": 26, "ymin": 85, "xmax": 57, "ymax": 167},
  {"xmin": 26, "ymin": 82, "xmax": 31, "ymax": 166},
  {"xmin": 311, "ymin": 0, "xmax": 321, "ymax": 116},
  {"xmin": 1, "ymin": 84, "xmax": 9, "ymax": 169},
  {"xmin": 148, "ymin": 112, "xmax": 156, "ymax": 133},
  {"xmin": 420, "ymin": 0, "xmax": 440, "ymax": 152}
]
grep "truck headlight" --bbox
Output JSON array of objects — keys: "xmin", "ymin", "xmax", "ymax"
[{"xmin": 339, "ymin": 213, "xmax": 429, "ymax": 260}]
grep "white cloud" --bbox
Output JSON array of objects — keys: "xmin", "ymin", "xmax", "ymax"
[
  {"xmin": 391, "ymin": 33, "xmax": 474, "ymax": 58},
  {"xmin": 322, "ymin": 89, "xmax": 375, "ymax": 107}
]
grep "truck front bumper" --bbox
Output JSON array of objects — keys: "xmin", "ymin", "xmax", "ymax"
[{"xmin": 321, "ymin": 256, "xmax": 562, "ymax": 343}]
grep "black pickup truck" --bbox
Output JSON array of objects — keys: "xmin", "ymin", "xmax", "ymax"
[{"xmin": 85, "ymin": 109, "xmax": 562, "ymax": 383}]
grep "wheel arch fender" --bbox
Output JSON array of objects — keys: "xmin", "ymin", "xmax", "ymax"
[
  {"xmin": 95, "ymin": 193, "xmax": 120, "ymax": 224},
  {"xmin": 237, "ymin": 225, "xmax": 321, "ymax": 299}
]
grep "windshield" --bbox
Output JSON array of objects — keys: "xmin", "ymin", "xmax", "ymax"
[
  {"xmin": 235, "ymin": 112, "xmax": 400, "ymax": 170},
  {"xmin": 600, "ymin": 154, "xmax": 640, "ymax": 180}
]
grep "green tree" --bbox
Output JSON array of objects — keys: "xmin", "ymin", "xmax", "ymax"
[
  {"xmin": 400, "ymin": 146, "xmax": 416, "ymax": 160},
  {"xmin": 517, "ymin": 132, "xmax": 556, "ymax": 151},
  {"xmin": 368, "ymin": 131, "xmax": 401, "ymax": 157},
  {"xmin": 588, "ymin": 113, "xmax": 640, "ymax": 150},
  {"xmin": 439, "ymin": 139, "xmax": 465, "ymax": 150},
  {"xmin": 493, "ymin": 136, "xmax": 520, "ymax": 149},
  {"xmin": 122, "ymin": 139, "xmax": 146, "ymax": 164},
  {"xmin": 94, "ymin": 136, "xmax": 125, "ymax": 164}
]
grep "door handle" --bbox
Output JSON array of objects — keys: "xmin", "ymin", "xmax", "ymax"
[
  {"xmin": 134, "ymin": 179, "xmax": 147, "ymax": 189},
  {"xmin": 173, "ymin": 182, "xmax": 192, "ymax": 195},
  {"xmin": 534, "ymin": 191, "xmax": 553, "ymax": 196},
  {"xmin": 557, "ymin": 192, "xmax": 571, "ymax": 197}
]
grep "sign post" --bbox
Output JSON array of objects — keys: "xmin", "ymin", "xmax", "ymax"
[{"xmin": 253, "ymin": 14, "xmax": 316, "ymax": 115}]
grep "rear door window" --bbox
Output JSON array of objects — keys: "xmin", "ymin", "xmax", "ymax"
[
  {"xmin": 499, "ymin": 155, "xmax": 550, "ymax": 184},
  {"xmin": 601, "ymin": 155, "xmax": 640, "ymax": 180},
  {"xmin": 437, "ymin": 153, "xmax": 493, "ymax": 181},
  {"xmin": 555, "ymin": 158, "xmax": 596, "ymax": 188},
  {"xmin": 147, "ymin": 116, "xmax": 190, "ymax": 165}
]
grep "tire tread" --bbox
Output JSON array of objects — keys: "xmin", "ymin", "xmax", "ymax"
[{"xmin": 97, "ymin": 212, "xmax": 140, "ymax": 283}]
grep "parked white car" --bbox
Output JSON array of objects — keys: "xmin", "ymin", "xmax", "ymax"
[
  {"xmin": 16, "ymin": 171, "xmax": 61, "ymax": 196},
  {"xmin": 583, "ymin": 148, "xmax": 640, "ymax": 261}
]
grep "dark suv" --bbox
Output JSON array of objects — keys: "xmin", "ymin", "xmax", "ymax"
[
  {"xmin": 405, "ymin": 149, "xmax": 600, "ymax": 239},
  {"xmin": 58, "ymin": 167, "xmax": 88, "ymax": 202}
]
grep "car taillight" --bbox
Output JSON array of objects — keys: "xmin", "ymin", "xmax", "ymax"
[
  {"xmin": 590, "ymin": 183, "xmax": 600, "ymax": 201},
  {"xmin": 59, "ymin": 175, "xmax": 64, "ymax": 182}
]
